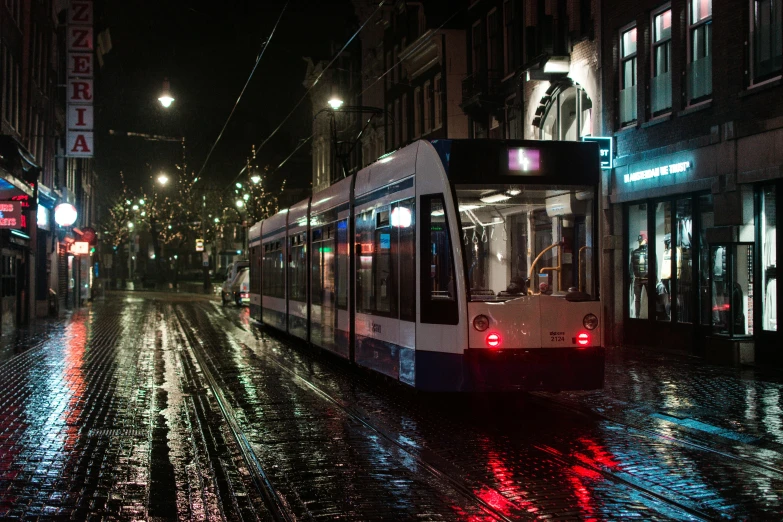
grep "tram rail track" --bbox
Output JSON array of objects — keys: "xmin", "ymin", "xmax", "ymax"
[
  {"xmin": 174, "ymin": 308, "xmax": 296, "ymax": 522},
  {"xmin": 205, "ymin": 305, "xmax": 731, "ymax": 521}
]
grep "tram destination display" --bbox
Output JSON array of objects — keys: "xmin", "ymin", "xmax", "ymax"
[{"xmin": 507, "ymin": 147, "xmax": 543, "ymax": 175}]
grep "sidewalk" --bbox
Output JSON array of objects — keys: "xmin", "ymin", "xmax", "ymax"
[{"xmin": 553, "ymin": 345, "xmax": 783, "ymax": 454}]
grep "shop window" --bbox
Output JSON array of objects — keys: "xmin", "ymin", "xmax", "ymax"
[
  {"xmin": 699, "ymin": 194, "xmax": 715, "ymax": 325},
  {"xmin": 689, "ymin": 0, "xmax": 712, "ymax": 101},
  {"xmin": 751, "ymin": 0, "xmax": 782, "ymax": 84},
  {"xmin": 711, "ymin": 244, "xmax": 754, "ymax": 336},
  {"xmin": 655, "ymin": 201, "xmax": 673, "ymax": 322},
  {"xmin": 676, "ymin": 198, "xmax": 694, "ymax": 323},
  {"xmin": 652, "ymin": 8, "xmax": 673, "ymax": 114},
  {"xmin": 761, "ymin": 185, "xmax": 777, "ymax": 331},
  {"xmin": 628, "ymin": 203, "xmax": 649, "ymax": 319},
  {"xmin": 620, "ymin": 26, "xmax": 638, "ymax": 126}
]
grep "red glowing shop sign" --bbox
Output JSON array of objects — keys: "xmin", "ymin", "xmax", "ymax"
[{"xmin": 0, "ymin": 201, "xmax": 22, "ymax": 228}]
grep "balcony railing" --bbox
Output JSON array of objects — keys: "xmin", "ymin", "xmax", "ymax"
[{"xmin": 462, "ymin": 69, "xmax": 503, "ymax": 104}]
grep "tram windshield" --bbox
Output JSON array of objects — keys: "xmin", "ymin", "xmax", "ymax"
[{"xmin": 455, "ymin": 185, "xmax": 597, "ymax": 301}]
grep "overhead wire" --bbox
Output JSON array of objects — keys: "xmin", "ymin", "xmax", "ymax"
[
  {"xmin": 195, "ymin": 1, "xmax": 289, "ymax": 182},
  {"xmin": 233, "ymin": 3, "xmax": 465, "ymax": 192},
  {"xmin": 228, "ymin": 0, "xmax": 385, "ymax": 188}
]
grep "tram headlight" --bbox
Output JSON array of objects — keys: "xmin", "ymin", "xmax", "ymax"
[
  {"xmin": 582, "ymin": 313, "xmax": 599, "ymax": 330},
  {"xmin": 473, "ymin": 315, "xmax": 490, "ymax": 331}
]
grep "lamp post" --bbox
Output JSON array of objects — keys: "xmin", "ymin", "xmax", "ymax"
[{"xmin": 313, "ymin": 97, "xmax": 385, "ymax": 182}]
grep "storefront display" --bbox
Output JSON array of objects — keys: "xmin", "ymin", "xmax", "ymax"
[
  {"xmin": 761, "ymin": 186, "xmax": 777, "ymax": 332},
  {"xmin": 628, "ymin": 204, "xmax": 648, "ymax": 319}
]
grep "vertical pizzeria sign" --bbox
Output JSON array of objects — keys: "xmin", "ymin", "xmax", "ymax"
[{"xmin": 66, "ymin": 0, "xmax": 94, "ymax": 157}]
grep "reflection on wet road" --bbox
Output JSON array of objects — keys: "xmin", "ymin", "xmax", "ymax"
[{"xmin": 0, "ymin": 292, "xmax": 781, "ymax": 520}]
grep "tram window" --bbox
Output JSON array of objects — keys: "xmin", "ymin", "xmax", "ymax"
[
  {"xmin": 250, "ymin": 246, "xmax": 261, "ymax": 295},
  {"xmin": 397, "ymin": 199, "xmax": 416, "ymax": 322},
  {"xmin": 356, "ymin": 208, "xmax": 399, "ymax": 317},
  {"xmin": 420, "ymin": 195, "xmax": 459, "ymax": 325},
  {"xmin": 336, "ymin": 220, "xmax": 348, "ymax": 310},
  {"xmin": 288, "ymin": 234, "xmax": 307, "ymax": 302},
  {"xmin": 311, "ymin": 227, "xmax": 323, "ymax": 306},
  {"xmin": 456, "ymin": 185, "xmax": 597, "ymax": 301}
]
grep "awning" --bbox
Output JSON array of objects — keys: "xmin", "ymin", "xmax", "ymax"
[
  {"xmin": 37, "ymin": 183, "xmax": 57, "ymax": 209},
  {"xmin": 0, "ymin": 136, "xmax": 38, "ymax": 200}
]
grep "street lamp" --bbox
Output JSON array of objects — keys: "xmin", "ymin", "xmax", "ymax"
[
  {"xmin": 250, "ymin": 174, "xmax": 261, "ymax": 185},
  {"xmin": 235, "ymin": 199, "xmax": 244, "ymax": 208},
  {"xmin": 158, "ymin": 78, "xmax": 175, "ymax": 108},
  {"xmin": 328, "ymin": 97, "xmax": 344, "ymax": 110},
  {"xmin": 157, "ymin": 173, "xmax": 169, "ymax": 186}
]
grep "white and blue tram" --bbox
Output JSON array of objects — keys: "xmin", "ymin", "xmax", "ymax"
[{"xmin": 248, "ymin": 139, "xmax": 604, "ymax": 391}]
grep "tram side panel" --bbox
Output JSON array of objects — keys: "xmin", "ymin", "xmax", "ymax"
[
  {"xmin": 352, "ymin": 144, "xmax": 418, "ymax": 384},
  {"xmin": 286, "ymin": 198, "xmax": 311, "ymax": 342},
  {"xmin": 260, "ymin": 212, "xmax": 288, "ymax": 332},
  {"xmin": 248, "ymin": 221, "xmax": 263, "ymax": 321},
  {"xmin": 309, "ymin": 179, "xmax": 352, "ymax": 359},
  {"xmin": 413, "ymin": 141, "xmax": 470, "ymax": 391}
]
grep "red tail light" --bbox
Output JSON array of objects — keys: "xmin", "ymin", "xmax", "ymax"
[
  {"xmin": 486, "ymin": 333, "xmax": 501, "ymax": 348},
  {"xmin": 577, "ymin": 332, "xmax": 590, "ymax": 346}
]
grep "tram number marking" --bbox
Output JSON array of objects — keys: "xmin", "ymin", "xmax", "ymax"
[
  {"xmin": 372, "ymin": 323, "xmax": 382, "ymax": 334},
  {"xmin": 549, "ymin": 331, "xmax": 565, "ymax": 342}
]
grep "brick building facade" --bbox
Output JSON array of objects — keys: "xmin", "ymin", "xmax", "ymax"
[{"xmin": 602, "ymin": 0, "xmax": 781, "ymax": 364}]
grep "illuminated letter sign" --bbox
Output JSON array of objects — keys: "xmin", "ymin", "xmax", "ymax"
[
  {"xmin": 582, "ymin": 136, "xmax": 613, "ymax": 169},
  {"xmin": 624, "ymin": 161, "xmax": 692, "ymax": 183},
  {"xmin": 0, "ymin": 201, "xmax": 22, "ymax": 228},
  {"xmin": 508, "ymin": 148, "xmax": 542, "ymax": 175},
  {"xmin": 66, "ymin": 0, "xmax": 94, "ymax": 158}
]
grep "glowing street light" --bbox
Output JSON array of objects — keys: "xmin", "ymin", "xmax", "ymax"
[
  {"xmin": 328, "ymin": 97, "xmax": 344, "ymax": 110},
  {"xmin": 158, "ymin": 78, "xmax": 175, "ymax": 108},
  {"xmin": 242, "ymin": 193, "xmax": 250, "ymax": 201},
  {"xmin": 128, "ymin": 222, "xmax": 134, "ymax": 229},
  {"xmin": 235, "ymin": 200, "xmax": 244, "ymax": 208},
  {"xmin": 139, "ymin": 198, "xmax": 145, "ymax": 205},
  {"xmin": 132, "ymin": 204, "xmax": 139, "ymax": 211},
  {"xmin": 250, "ymin": 174, "xmax": 261, "ymax": 184},
  {"xmin": 157, "ymin": 173, "xmax": 169, "ymax": 185}
]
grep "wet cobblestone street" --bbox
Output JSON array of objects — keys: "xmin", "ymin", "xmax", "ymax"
[{"xmin": 0, "ymin": 292, "xmax": 781, "ymax": 520}]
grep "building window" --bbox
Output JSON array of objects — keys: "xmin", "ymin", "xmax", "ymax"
[
  {"xmin": 433, "ymin": 74, "xmax": 443, "ymax": 129},
  {"xmin": 413, "ymin": 87, "xmax": 421, "ymax": 138},
  {"xmin": 394, "ymin": 98, "xmax": 401, "ymax": 148},
  {"xmin": 689, "ymin": 0, "xmax": 712, "ymax": 101},
  {"xmin": 505, "ymin": 96, "xmax": 517, "ymax": 139},
  {"xmin": 386, "ymin": 103, "xmax": 393, "ymax": 150},
  {"xmin": 620, "ymin": 26, "xmax": 638, "ymax": 126},
  {"xmin": 761, "ymin": 185, "xmax": 777, "ymax": 331},
  {"xmin": 385, "ymin": 50, "xmax": 392, "ymax": 89},
  {"xmin": 487, "ymin": 8, "xmax": 502, "ymax": 74},
  {"xmin": 675, "ymin": 198, "xmax": 694, "ymax": 323},
  {"xmin": 503, "ymin": 0, "xmax": 515, "ymax": 75},
  {"xmin": 651, "ymin": 8, "xmax": 672, "ymax": 114},
  {"xmin": 751, "ymin": 0, "xmax": 783, "ymax": 84},
  {"xmin": 423, "ymin": 80, "xmax": 432, "ymax": 134},
  {"xmin": 401, "ymin": 93, "xmax": 408, "ymax": 143},
  {"xmin": 472, "ymin": 20, "xmax": 484, "ymax": 74}
]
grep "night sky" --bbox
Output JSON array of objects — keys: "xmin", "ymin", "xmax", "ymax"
[{"xmin": 95, "ymin": 0, "xmax": 357, "ymax": 197}]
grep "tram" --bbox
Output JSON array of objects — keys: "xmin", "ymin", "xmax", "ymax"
[{"xmin": 248, "ymin": 139, "xmax": 604, "ymax": 391}]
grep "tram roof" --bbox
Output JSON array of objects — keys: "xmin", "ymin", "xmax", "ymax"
[{"xmin": 430, "ymin": 139, "xmax": 600, "ymax": 186}]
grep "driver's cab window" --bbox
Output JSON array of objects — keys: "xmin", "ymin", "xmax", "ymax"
[
  {"xmin": 420, "ymin": 195, "xmax": 459, "ymax": 324},
  {"xmin": 456, "ymin": 185, "xmax": 596, "ymax": 300}
]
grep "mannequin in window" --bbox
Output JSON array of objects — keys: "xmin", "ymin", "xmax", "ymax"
[
  {"xmin": 630, "ymin": 233, "xmax": 648, "ymax": 318},
  {"xmin": 657, "ymin": 234, "xmax": 681, "ymax": 320},
  {"xmin": 764, "ymin": 228, "xmax": 777, "ymax": 331},
  {"xmin": 712, "ymin": 246, "xmax": 727, "ymax": 328}
]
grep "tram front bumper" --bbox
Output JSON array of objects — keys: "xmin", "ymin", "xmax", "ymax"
[{"xmin": 464, "ymin": 346, "xmax": 605, "ymax": 392}]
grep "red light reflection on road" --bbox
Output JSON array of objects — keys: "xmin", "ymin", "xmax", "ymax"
[{"xmin": 62, "ymin": 316, "xmax": 87, "ymax": 445}]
